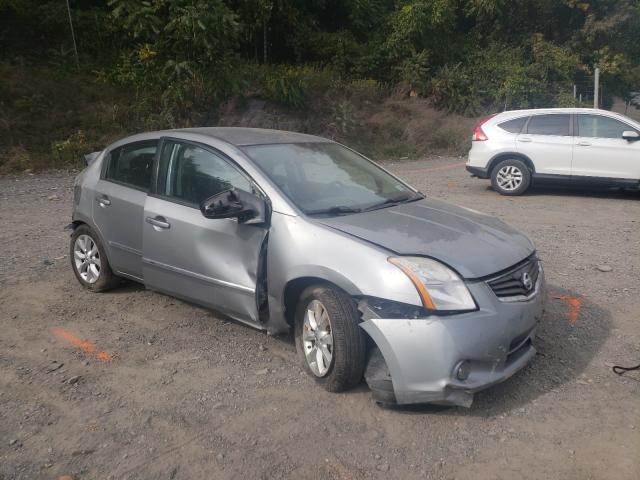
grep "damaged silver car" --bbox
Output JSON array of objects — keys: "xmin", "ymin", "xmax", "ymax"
[{"xmin": 69, "ymin": 128, "xmax": 545, "ymax": 407}]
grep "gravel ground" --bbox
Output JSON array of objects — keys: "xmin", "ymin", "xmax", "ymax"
[{"xmin": 1, "ymin": 159, "xmax": 639, "ymax": 480}]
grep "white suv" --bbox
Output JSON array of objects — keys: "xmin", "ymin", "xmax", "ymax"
[{"xmin": 466, "ymin": 108, "xmax": 640, "ymax": 195}]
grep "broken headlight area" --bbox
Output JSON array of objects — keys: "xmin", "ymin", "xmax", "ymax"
[
  {"xmin": 357, "ymin": 296, "xmax": 473, "ymax": 321},
  {"xmin": 357, "ymin": 296, "xmax": 427, "ymax": 320}
]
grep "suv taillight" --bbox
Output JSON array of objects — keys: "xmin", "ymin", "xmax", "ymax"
[{"xmin": 472, "ymin": 114, "xmax": 496, "ymax": 141}]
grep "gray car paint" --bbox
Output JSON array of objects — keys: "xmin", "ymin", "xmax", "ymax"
[
  {"xmin": 315, "ymin": 198, "xmax": 534, "ymax": 279},
  {"xmin": 93, "ymin": 179, "xmax": 147, "ymax": 279},
  {"xmin": 72, "ymin": 127, "xmax": 544, "ymax": 407},
  {"xmin": 360, "ymin": 273, "xmax": 544, "ymax": 406},
  {"xmin": 143, "ymin": 194, "xmax": 267, "ymax": 325}
]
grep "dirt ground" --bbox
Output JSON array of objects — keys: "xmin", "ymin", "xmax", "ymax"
[{"xmin": 1, "ymin": 157, "xmax": 639, "ymax": 480}]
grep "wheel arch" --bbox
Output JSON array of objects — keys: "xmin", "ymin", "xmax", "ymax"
[
  {"xmin": 69, "ymin": 219, "xmax": 86, "ymax": 230},
  {"xmin": 282, "ymin": 274, "xmax": 359, "ymax": 328},
  {"xmin": 487, "ymin": 152, "xmax": 535, "ymax": 177},
  {"xmin": 68, "ymin": 218, "xmax": 114, "ymax": 266}
]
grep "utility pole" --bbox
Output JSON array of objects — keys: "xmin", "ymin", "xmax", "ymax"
[
  {"xmin": 65, "ymin": 0, "xmax": 79, "ymax": 69},
  {"xmin": 593, "ymin": 67, "xmax": 600, "ymax": 109}
]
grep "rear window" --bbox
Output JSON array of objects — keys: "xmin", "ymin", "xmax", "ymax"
[
  {"xmin": 104, "ymin": 140, "xmax": 157, "ymax": 190},
  {"xmin": 498, "ymin": 117, "xmax": 528, "ymax": 133},
  {"xmin": 526, "ymin": 114, "xmax": 571, "ymax": 136}
]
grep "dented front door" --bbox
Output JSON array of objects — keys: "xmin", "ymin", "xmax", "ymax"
[{"xmin": 141, "ymin": 139, "xmax": 267, "ymax": 325}]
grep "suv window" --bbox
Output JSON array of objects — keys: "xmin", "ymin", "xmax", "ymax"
[
  {"xmin": 526, "ymin": 114, "xmax": 571, "ymax": 136},
  {"xmin": 104, "ymin": 141, "xmax": 157, "ymax": 190},
  {"xmin": 577, "ymin": 114, "xmax": 638, "ymax": 139},
  {"xmin": 157, "ymin": 140, "xmax": 252, "ymax": 205},
  {"xmin": 498, "ymin": 117, "xmax": 528, "ymax": 133}
]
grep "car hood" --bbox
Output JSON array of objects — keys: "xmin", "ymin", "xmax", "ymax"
[{"xmin": 314, "ymin": 198, "xmax": 534, "ymax": 279}]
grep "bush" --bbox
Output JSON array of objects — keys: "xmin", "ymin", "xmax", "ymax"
[
  {"xmin": 263, "ymin": 66, "xmax": 322, "ymax": 109},
  {"xmin": 329, "ymin": 100, "xmax": 358, "ymax": 137},
  {"xmin": 51, "ymin": 131, "xmax": 88, "ymax": 168},
  {"xmin": 0, "ymin": 146, "xmax": 31, "ymax": 173}
]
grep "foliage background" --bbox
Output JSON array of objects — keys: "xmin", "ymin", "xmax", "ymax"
[{"xmin": 1, "ymin": 0, "xmax": 639, "ymax": 171}]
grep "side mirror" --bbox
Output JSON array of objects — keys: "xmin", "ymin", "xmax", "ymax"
[
  {"xmin": 622, "ymin": 130, "xmax": 640, "ymax": 141},
  {"xmin": 199, "ymin": 188, "xmax": 267, "ymax": 225}
]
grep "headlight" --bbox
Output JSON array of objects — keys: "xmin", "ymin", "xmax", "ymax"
[{"xmin": 388, "ymin": 256, "xmax": 476, "ymax": 312}]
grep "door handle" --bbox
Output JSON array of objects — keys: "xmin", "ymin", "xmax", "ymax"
[
  {"xmin": 96, "ymin": 195, "xmax": 111, "ymax": 207},
  {"xmin": 517, "ymin": 137, "xmax": 532, "ymax": 143},
  {"xmin": 145, "ymin": 216, "xmax": 171, "ymax": 230},
  {"xmin": 577, "ymin": 141, "xmax": 591, "ymax": 146}
]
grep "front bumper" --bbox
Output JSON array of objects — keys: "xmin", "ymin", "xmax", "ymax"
[{"xmin": 360, "ymin": 273, "xmax": 545, "ymax": 407}]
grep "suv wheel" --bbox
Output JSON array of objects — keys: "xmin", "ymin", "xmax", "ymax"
[
  {"xmin": 70, "ymin": 225, "xmax": 119, "ymax": 292},
  {"xmin": 294, "ymin": 284, "xmax": 366, "ymax": 392},
  {"xmin": 491, "ymin": 159, "xmax": 531, "ymax": 196}
]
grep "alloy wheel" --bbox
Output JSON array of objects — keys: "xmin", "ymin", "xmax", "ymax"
[
  {"xmin": 496, "ymin": 165, "xmax": 523, "ymax": 191},
  {"xmin": 302, "ymin": 299, "xmax": 334, "ymax": 377},
  {"xmin": 73, "ymin": 234, "xmax": 101, "ymax": 284}
]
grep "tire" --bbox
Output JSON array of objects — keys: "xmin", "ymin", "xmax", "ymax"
[
  {"xmin": 69, "ymin": 224, "xmax": 119, "ymax": 292},
  {"xmin": 294, "ymin": 284, "xmax": 366, "ymax": 392},
  {"xmin": 491, "ymin": 158, "xmax": 531, "ymax": 196}
]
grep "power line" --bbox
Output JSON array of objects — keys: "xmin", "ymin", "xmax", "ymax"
[{"xmin": 65, "ymin": 0, "xmax": 79, "ymax": 69}]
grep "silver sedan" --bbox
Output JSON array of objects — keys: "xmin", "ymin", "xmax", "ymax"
[{"xmin": 69, "ymin": 128, "xmax": 544, "ymax": 407}]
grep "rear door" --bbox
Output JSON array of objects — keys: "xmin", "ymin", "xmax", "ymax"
[
  {"xmin": 572, "ymin": 114, "xmax": 640, "ymax": 179},
  {"xmin": 142, "ymin": 139, "xmax": 268, "ymax": 324},
  {"xmin": 516, "ymin": 113, "xmax": 573, "ymax": 175},
  {"xmin": 92, "ymin": 140, "xmax": 157, "ymax": 280}
]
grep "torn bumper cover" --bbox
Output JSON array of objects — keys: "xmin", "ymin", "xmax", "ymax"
[{"xmin": 359, "ymin": 276, "xmax": 545, "ymax": 407}]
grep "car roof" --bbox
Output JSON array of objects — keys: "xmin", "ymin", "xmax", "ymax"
[
  {"xmin": 489, "ymin": 108, "xmax": 640, "ymax": 128},
  {"xmin": 102, "ymin": 127, "xmax": 334, "ymax": 157},
  {"xmin": 494, "ymin": 108, "xmax": 625, "ymax": 117},
  {"xmin": 170, "ymin": 127, "xmax": 331, "ymax": 146}
]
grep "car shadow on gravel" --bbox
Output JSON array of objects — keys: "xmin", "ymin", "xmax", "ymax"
[{"xmin": 384, "ymin": 285, "xmax": 613, "ymax": 416}]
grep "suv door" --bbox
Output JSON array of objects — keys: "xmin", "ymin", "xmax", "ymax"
[
  {"xmin": 516, "ymin": 113, "xmax": 573, "ymax": 176},
  {"xmin": 142, "ymin": 139, "xmax": 269, "ymax": 325},
  {"xmin": 93, "ymin": 140, "xmax": 157, "ymax": 280},
  {"xmin": 572, "ymin": 114, "xmax": 640, "ymax": 179}
]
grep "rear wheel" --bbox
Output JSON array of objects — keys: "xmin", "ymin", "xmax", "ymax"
[
  {"xmin": 70, "ymin": 225, "xmax": 119, "ymax": 292},
  {"xmin": 294, "ymin": 284, "xmax": 366, "ymax": 392},
  {"xmin": 491, "ymin": 159, "xmax": 531, "ymax": 196}
]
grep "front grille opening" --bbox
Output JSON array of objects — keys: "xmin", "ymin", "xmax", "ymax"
[
  {"xmin": 487, "ymin": 257, "xmax": 539, "ymax": 299},
  {"xmin": 508, "ymin": 331, "xmax": 531, "ymax": 354},
  {"xmin": 506, "ymin": 338, "xmax": 532, "ymax": 364}
]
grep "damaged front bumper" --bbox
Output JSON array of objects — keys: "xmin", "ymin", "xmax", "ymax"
[{"xmin": 359, "ymin": 276, "xmax": 545, "ymax": 407}]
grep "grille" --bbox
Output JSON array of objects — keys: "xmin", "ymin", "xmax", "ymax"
[{"xmin": 487, "ymin": 257, "xmax": 540, "ymax": 299}]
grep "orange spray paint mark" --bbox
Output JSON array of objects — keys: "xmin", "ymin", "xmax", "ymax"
[
  {"xmin": 549, "ymin": 293, "xmax": 583, "ymax": 325},
  {"xmin": 50, "ymin": 327, "xmax": 113, "ymax": 362},
  {"xmin": 328, "ymin": 462, "xmax": 351, "ymax": 480}
]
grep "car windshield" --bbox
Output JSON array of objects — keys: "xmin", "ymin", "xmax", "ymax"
[{"xmin": 244, "ymin": 143, "xmax": 421, "ymax": 214}]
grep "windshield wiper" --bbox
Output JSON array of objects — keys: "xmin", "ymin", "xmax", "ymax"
[
  {"xmin": 362, "ymin": 191, "xmax": 425, "ymax": 212},
  {"xmin": 306, "ymin": 205, "xmax": 363, "ymax": 216}
]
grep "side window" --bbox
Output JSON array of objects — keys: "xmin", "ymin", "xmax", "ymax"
[
  {"xmin": 526, "ymin": 114, "xmax": 571, "ymax": 136},
  {"xmin": 498, "ymin": 116, "xmax": 528, "ymax": 133},
  {"xmin": 104, "ymin": 141, "xmax": 157, "ymax": 190},
  {"xmin": 157, "ymin": 140, "xmax": 252, "ymax": 205},
  {"xmin": 577, "ymin": 115, "xmax": 637, "ymax": 139}
]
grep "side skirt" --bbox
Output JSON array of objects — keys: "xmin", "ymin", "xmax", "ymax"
[{"xmin": 532, "ymin": 173, "xmax": 640, "ymax": 188}]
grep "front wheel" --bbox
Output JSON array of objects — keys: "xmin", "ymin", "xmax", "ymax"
[
  {"xmin": 294, "ymin": 284, "xmax": 366, "ymax": 392},
  {"xmin": 491, "ymin": 159, "xmax": 531, "ymax": 196}
]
